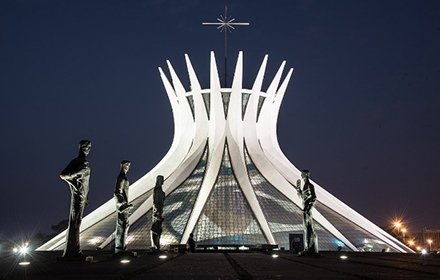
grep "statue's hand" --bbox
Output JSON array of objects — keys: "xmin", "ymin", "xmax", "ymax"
[
  {"xmin": 60, "ymin": 174, "xmax": 72, "ymax": 181},
  {"xmin": 296, "ymin": 179, "xmax": 303, "ymax": 196},
  {"xmin": 60, "ymin": 168, "xmax": 86, "ymax": 181},
  {"xmin": 76, "ymin": 168, "xmax": 87, "ymax": 177}
]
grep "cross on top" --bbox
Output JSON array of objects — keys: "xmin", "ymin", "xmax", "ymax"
[
  {"xmin": 203, "ymin": 5, "xmax": 250, "ymax": 86},
  {"xmin": 202, "ymin": 5, "xmax": 250, "ymax": 32}
]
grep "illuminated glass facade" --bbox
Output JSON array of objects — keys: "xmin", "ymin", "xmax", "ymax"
[
  {"xmin": 221, "ymin": 92, "xmax": 231, "ymax": 117},
  {"xmin": 193, "ymin": 144, "xmax": 267, "ymax": 245},
  {"xmin": 202, "ymin": 92, "xmax": 210, "ymax": 118}
]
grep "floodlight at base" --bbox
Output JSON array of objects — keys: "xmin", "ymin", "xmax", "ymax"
[
  {"xmin": 158, "ymin": 255, "xmax": 167, "ymax": 259},
  {"xmin": 421, "ymin": 249, "xmax": 428, "ymax": 255},
  {"xmin": 340, "ymin": 255, "xmax": 348, "ymax": 260},
  {"xmin": 19, "ymin": 244, "xmax": 29, "ymax": 255},
  {"xmin": 19, "ymin": 261, "xmax": 30, "ymax": 266},
  {"xmin": 271, "ymin": 254, "xmax": 279, "ymax": 258},
  {"xmin": 120, "ymin": 259, "xmax": 131, "ymax": 264}
]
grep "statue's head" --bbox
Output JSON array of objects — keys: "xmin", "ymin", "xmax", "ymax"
[
  {"xmin": 121, "ymin": 160, "xmax": 131, "ymax": 173},
  {"xmin": 79, "ymin": 140, "xmax": 91, "ymax": 156},
  {"xmin": 301, "ymin": 169, "xmax": 310, "ymax": 180},
  {"xmin": 156, "ymin": 175, "xmax": 164, "ymax": 186}
]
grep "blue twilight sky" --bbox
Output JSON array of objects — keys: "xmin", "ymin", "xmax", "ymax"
[{"xmin": 0, "ymin": 0, "xmax": 439, "ymax": 239}]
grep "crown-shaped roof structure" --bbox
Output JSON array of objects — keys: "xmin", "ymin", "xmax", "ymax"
[{"xmin": 38, "ymin": 52, "xmax": 412, "ymax": 252}]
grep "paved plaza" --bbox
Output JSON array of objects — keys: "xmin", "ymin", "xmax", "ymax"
[{"xmin": 1, "ymin": 251, "xmax": 439, "ymax": 280}]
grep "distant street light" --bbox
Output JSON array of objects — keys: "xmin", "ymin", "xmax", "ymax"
[
  {"xmin": 427, "ymin": 239, "xmax": 433, "ymax": 251},
  {"xmin": 392, "ymin": 219, "xmax": 402, "ymax": 234},
  {"xmin": 401, "ymin": 228, "xmax": 407, "ymax": 242}
]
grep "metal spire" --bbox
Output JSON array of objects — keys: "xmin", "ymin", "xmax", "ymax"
[{"xmin": 203, "ymin": 5, "xmax": 249, "ymax": 87}]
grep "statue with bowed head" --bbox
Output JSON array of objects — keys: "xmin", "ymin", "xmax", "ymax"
[{"xmin": 59, "ymin": 140, "xmax": 91, "ymax": 260}]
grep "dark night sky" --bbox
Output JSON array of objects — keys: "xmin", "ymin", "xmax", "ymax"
[{"xmin": 1, "ymin": 0, "xmax": 439, "ymax": 240}]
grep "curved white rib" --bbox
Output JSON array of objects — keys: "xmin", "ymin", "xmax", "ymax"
[
  {"xmin": 225, "ymin": 52, "xmax": 275, "ymax": 244},
  {"xmin": 181, "ymin": 51, "xmax": 226, "ymax": 243}
]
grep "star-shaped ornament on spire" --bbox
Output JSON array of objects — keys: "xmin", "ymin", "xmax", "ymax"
[
  {"xmin": 203, "ymin": 5, "xmax": 249, "ymax": 86},
  {"xmin": 202, "ymin": 5, "xmax": 250, "ymax": 32}
]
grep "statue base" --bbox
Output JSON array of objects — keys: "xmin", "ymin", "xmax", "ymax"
[
  {"xmin": 299, "ymin": 250, "xmax": 321, "ymax": 258},
  {"xmin": 113, "ymin": 251, "xmax": 136, "ymax": 259},
  {"xmin": 57, "ymin": 252, "xmax": 86, "ymax": 262},
  {"xmin": 148, "ymin": 248, "xmax": 165, "ymax": 255}
]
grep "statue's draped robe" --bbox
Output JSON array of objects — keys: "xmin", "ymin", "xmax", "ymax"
[
  {"xmin": 60, "ymin": 156, "xmax": 90, "ymax": 257},
  {"xmin": 300, "ymin": 180, "xmax": 318, "ymax": 253},
  {"xmin": 151, "ymin": 186, "xmax": 165, "ymax": 250},
  {"xmin": 114, "ymin": 171, "xmax": 130, "ymax": 253}
]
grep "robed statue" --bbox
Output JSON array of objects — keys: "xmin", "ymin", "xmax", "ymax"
[
  {"xmin": 151, "ymin": 175, "xmax": 165, "ymax": 251},
  {"xmin": 296, "ymin": 169, "xmax": 319, "ymax": 256},
  {"xmin": 59, "ymin": 140, "xmax": 91, "ymax": 259},
  {"xmin": 114, "ymin": 160, "xmax": 133, "ymax": 255}
]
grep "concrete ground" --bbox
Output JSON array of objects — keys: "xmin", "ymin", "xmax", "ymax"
[{"xmin": 1, "ymin": 250, "xmax": 439, "ymax": 280}]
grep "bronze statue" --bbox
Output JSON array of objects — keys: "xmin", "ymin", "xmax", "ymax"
[
  {"xmin": 59, "ymin": 140, "xmax": 91, "ymax": 259},
  {"xmin": 151, "ymin": 175, "xmax": 165, "ymax": 251},
  {"xmin": 296, "ymin": 169, "xmax": 319, "ymax": 256},
  {"xmin": 114, "ymin": 160, "xmax": 133, "ymax": 255}
]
